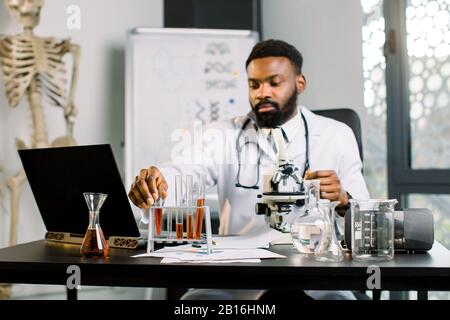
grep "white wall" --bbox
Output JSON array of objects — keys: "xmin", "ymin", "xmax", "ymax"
[
  {"xmin": 0, "ymin": 0, "xmax": 163, "ymax": 248},
  {"xmin": 261, "ymin": 0, "xmax": 367, "ymax": 144}
]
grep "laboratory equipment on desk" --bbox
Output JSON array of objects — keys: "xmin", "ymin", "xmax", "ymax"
[
  {"xmin": 185, "ymin": 175, "xmax": 194, "ymax": 239},
  {"xmin": 147, "ymin": 174, "xmax": 212, "ymax": 254},
  {"xmin": 349, "ymin": 199, "xmax": 396, "ymax": 261},
  {"xmin": 175, "ymin": 175, "xmax": 184, "ymax": 240},
  {"xmin": 290, "ymin": 179, "xmax": 325, "ymax": 254},
  {"xmin": 154, "ymin": 197, "xmax": 164, "ymax": 236},
  {"xmin": 343, "ymin": 207, "xmax": 434, "ymax": 254},
  {"xmin": 314, "ymin": 199, "xmax": 343, "ymax": 262},
  {"xmin": 80, "ymin": 192, "xmax": 109, "ymax": 257},
  {"xmin": 193, "ymin": 174, "xmax": 206, "ymax": 240},
  {"xmin": 255, "ymin": 128, "xmax": 307, "ymax": 232}
]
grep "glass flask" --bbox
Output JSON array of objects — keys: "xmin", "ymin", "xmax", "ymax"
[
  {"xmin": 350, "ymin": 199, "xmax": 396, "ymax": 262},
  {"xmin": 80, "ymin": 192, "xmax": 109, "ymax": 257},
  {"xmin": 291, "ymin": 179, "xmax": 325, "ymax": 254},
  {"xmin": 314, "ymin": 200, "xmax": 344, "ymax": 262}
]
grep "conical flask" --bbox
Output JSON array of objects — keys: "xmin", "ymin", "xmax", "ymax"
[
  {"xmin": 314, "ymin": 199, "xmax": 344, "ymax": 262},
  {"xmin": 80, "ymin": 193, "xmax": 109, "ymax": 257},
  {"xmin": 290, "ymin": 179, "xmax": 324, "ymax": 254}
]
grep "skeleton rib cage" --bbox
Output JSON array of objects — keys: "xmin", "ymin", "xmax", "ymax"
[{"xmin": 0, "ymin": 34, "xmax": 70, "ymax": 109}]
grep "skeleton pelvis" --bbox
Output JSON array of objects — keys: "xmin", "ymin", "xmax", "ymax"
[
  {"xmin": 15, "ymin": 138, "xmax": 28, "ymax": 150},
  {"xmin": 51, "ymin": 136, "xmax": 77, "ymax": 148},
  {"xmin": 14, "ymin": 136, "xmax": 77, "ymax": 149}
]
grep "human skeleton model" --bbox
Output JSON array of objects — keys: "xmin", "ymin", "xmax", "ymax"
[{"xmin": 0, "ymin": 0, "xmax": 80, "ymax": 251}]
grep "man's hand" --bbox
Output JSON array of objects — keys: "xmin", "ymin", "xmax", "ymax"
[
  {"xmin": 305, "ymin": 170, "xmax": 349, "ymax": 207},
  {"xmin": 128, "ymin": 166, "xmax": 168, "ymax": 209}
]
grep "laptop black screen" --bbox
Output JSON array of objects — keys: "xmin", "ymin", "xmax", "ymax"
[{"xmin": 19, "ymin": 144, "xmax": 140, "ymax": 238}]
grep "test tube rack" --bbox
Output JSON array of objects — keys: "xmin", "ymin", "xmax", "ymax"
[{"xmin": 146, "ymin": 205, "xmax": 213, "ymax": 254}]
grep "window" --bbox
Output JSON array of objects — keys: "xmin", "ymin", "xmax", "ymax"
[
  {"xmin": 363, "ymin": 0, "xmax": 450, "ymax": 300},
  {"xmin": 361, "ymin": 0, "xmax": 388, "ymax": 199},
  {"xmin": 384, "ymin": 0, "xmax": 450, "ymax": 217},
  {"xmin": 406, "ymin": 0, "xmax": 450, "ymax": 169}
]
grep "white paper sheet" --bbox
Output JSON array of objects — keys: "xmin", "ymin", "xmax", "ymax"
[
  {"xmin": 132, "ymin": 228, "xmax": 288, "ymax": 263},
  {"xmin": 211, "ymin": 228, "xmax": 285, "ymax": 249},
  {"xmin": 132, "ymin": 248, "xmax": 286, "ymax": 261},
  {"xmin": 160, "ymin": 258, "xmax": 262, "ymax": 264}
]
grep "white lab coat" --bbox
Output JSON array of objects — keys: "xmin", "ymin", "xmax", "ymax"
[{"xmin": 152, "ymin": 106, "xmax": 369, "ymax": 235}]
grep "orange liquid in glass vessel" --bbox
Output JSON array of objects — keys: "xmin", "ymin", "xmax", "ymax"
[
  {"xmin": 176, "ymin": 223, "xmax": 183, "ymax": 239},
  {"xmin": 80, "ymin": 228, "xmax": 109, "ymax": 257},
  {"xmin": 194, "ymin": 198, "xmax": 205, "ymax": 239},
  {"xmin": 186, "ymin": 213, "xmax": 194, "ymax": 239},
  {"xmin": 154, "ymin": 207, "xmax": 163, "ymax": 236}
]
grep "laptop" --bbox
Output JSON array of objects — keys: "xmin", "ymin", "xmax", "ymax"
[{"xmin": 18, "ymin": 144, "xmax": 142, "ymax": 249}]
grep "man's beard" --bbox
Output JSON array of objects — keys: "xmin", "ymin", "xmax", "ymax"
[{"xmin": 251, "ymin": 88, "xmax": 298, "ymax": 128}]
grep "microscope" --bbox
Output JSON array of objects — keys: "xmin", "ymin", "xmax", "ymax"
[{"xmin": 255, "ymin": 128, "xmax": 307, "ymax": 232}]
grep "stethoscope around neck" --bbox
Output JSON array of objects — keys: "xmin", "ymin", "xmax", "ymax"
[{"xmin": 235, "ymin": 111, "xmax": 310, "ymax": 189}]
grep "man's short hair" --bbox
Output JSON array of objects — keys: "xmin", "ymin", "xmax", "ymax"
[{"xmin": 245, "ymin": 39, "xmax": 303, "ymax": 74}]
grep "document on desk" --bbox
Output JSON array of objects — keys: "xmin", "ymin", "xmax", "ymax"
[
  {"xmin": 132, "ymin": 227, "xmax": 288, "ymax": 263},
  {"xmin": 132, "ymin": 247, "xmax": 286, "ymax": 263},
  {"xmin": 160, "ymin": 258, "xmax": 262, "ymax": 264},
  {"xmin": 211, "ymin": 227, "xmax": 284, "ymax": 249}
]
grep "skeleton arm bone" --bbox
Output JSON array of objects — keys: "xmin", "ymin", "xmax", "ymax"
[{"xmin": 64, "ymin": 42, "xmax": 80, "ymax": 137}]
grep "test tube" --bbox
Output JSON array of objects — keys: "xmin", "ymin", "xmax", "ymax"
[
  {"xmin": 185, "ymin": 175, "xmax": 194, "ymax": 239},
  {"xmin": 166, "ymin": 207, "xmax": 172, "ymax": 240},
  {"xmin": 175, "ymin": 175, "xmax": 184, "ymax": 240},
  {"xmin": 193, "ymin": 174, "xmax": 206, "ymax": 239},
  {"xmin": 175, "ymin": 214, "xmax": 183, "ymax": 239},
  {"xmin": 154, "ymin": 198, "xmax": 163, "ymax": 236}
]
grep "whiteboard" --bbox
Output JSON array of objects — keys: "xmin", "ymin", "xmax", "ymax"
[{"xmin": 125, "ymin": 28, "xmax": 258, "ymax": 188}]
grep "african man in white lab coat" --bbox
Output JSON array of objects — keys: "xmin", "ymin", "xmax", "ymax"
[{"xmin": 128, "ymin": 39, "xmax": 369, "ymax": 300}]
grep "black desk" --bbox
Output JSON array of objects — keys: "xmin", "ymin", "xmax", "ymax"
[{"xmin": 0, "ymin": 240, "xmax": 450, "ymax": 295}]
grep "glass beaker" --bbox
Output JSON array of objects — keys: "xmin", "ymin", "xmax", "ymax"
[
  {"xmin": 350, "ymin": 199, "xmax": 396, "ymax": 262},
  {"xmin": 80, "ymin": 192, "xmax": 109, "ymax": 257},
  {"xmin": 314, "ymin": 200, "xmax": 344, "ymax": 262},
  {"xmin": 290, "ymin": 179, "xmax": 324, "ymax": 254}
]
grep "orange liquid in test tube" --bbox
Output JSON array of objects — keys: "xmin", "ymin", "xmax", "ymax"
[
  {"xmin": 176, "ymin": 223, "xmax": 183, "ymax": 239},
  {"xmin": 194, "ymin": 198, "xmax": 205, "ymax": 239},
  {"xmin": 154, "ymin": 208, "xmax": 163, "ymax": 236},
  {"xmin": 186, "ymin": 213, "xmax": 194, "ymax": 239}
]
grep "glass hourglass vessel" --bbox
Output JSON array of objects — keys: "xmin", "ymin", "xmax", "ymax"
[
  {"xmin": 80, "ymin": 192, "xmax": 109, "ymax": 257},
  {"xmin": 314, "ymin": 199, "xmax": 344, "ymax": 262}
]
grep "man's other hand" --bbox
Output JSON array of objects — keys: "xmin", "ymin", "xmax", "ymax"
[{"xmin": 305, "ymin": 170, "xmax": 349, "ymax": 206}]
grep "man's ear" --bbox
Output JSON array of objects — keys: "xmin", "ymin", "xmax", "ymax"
[{"xmin": 296, "ymin": 74, "xmax": 306, "ymax": 94}]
